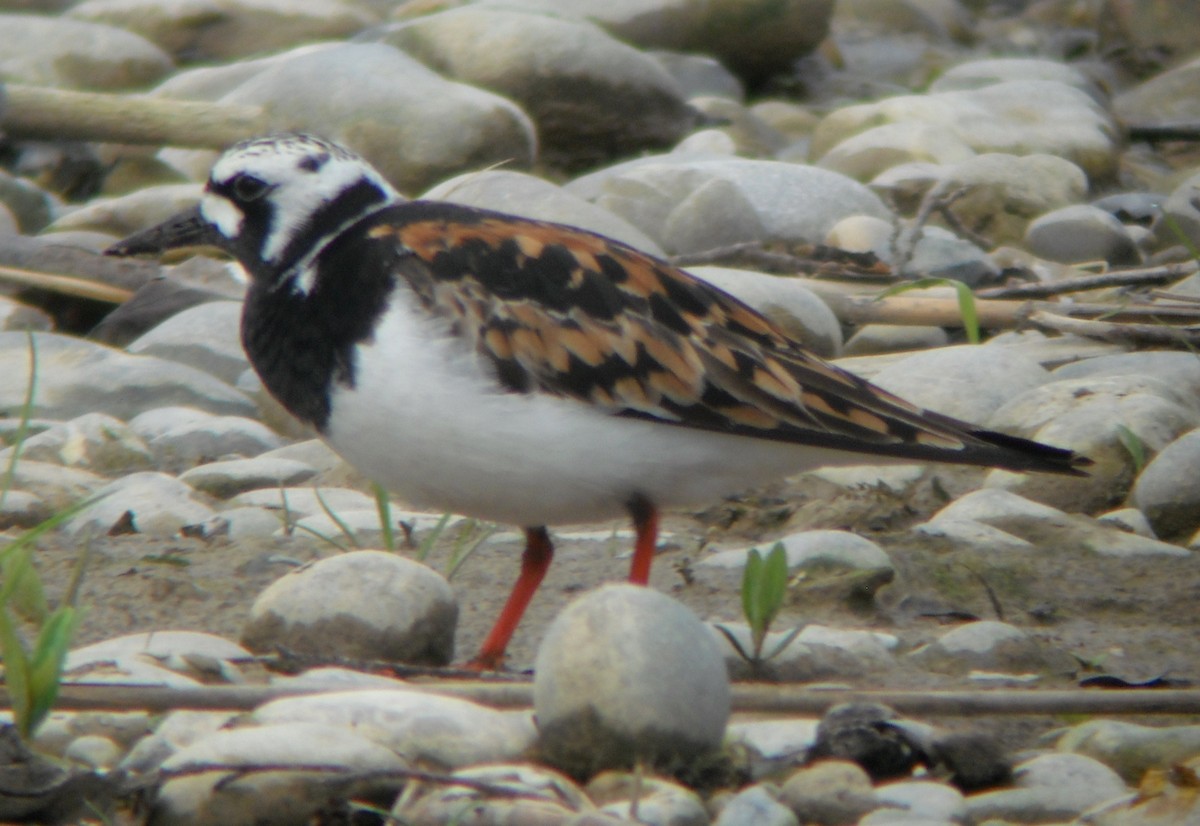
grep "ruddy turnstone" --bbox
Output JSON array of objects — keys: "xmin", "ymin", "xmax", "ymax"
[{"xmin": 108, "ymin": 134, "xmax": 1087, "ymax": 669}]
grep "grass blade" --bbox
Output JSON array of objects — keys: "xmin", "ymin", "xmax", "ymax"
[
  {"xmin": 0, "ymin": 331, "xmax": 37, "ymax": 511},
  {"xmin": 371, "ymin": 482, "xmax": 395, "ymax": 552}
]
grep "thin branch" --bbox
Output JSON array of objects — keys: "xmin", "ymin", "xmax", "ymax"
[
  {"xmin": 16, "ymin": 682, "xmax": 1200, "ymax": 717},
  {"xmin": 0, "ymin": 264, "xmax": 134, "ymax": 304},
  {"xmin": 978, "ymin": 261, "xmax": 1200, "ymax": 300},
  {"xmin": 1028, "ymin": 310, "xmax": 1200, "ymax": 348}
]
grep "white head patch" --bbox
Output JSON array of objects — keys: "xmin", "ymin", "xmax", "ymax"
[{"xmin": 205, "ymin": 135, "xmax": 399, "ymax": 271}]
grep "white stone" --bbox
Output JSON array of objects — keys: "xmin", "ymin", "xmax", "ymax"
[
  {"xmin": 533, "ymin": 584, "xmax": 730, "ymax": 775},
  {"xmin": 241, "ymin": 550, "xmax": 457, "ymax": 665},
  {"xmin": 63, "ymin": 471, "xmax": 214, "ymax": 538}
]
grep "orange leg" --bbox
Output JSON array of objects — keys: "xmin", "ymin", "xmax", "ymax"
[
  {"xmin": 470, "ymin": 526, "xmax": 553, "ymax": 671},
  {"xmin": 627, "ymin": 495, "xmax": 658, "ymax": 585}
]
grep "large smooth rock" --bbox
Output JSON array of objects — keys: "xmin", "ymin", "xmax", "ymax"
[
  {"xmin": 422, "ymin": 170, "xmax": 664, "ymax": 255},
  {"xmin": 149, "ymin": 722, "xmax": 407, "ymax": 826},
  {"xmin": 368, "ymin": 7, "xmax": 693, "ymax": 165},
  {"xmin": 1131, "ymin": 428, "xmax": 1200, "ymax": 540},
  {"xmin": 253, "ymin": 689, "xmax": 535, "ymax": 768},
  {"xmin": 533, "ymin": 583, "xmax": 730, "ymax": 776},
  {"xmin": 127, "ymin": 301, "xmax": 248, "ymax": 384},
  {"xmin": 69, "ymin": 0, "xmax": 378, "ymax": 61},
  {"xmin": 153, "ymin": 42, "xmax": 536, "ymax": 194},
  {"xmin": 241, "ymin": 550, "xmax": 458, "ymax": 665},
  {"xmin": 0, "ymin": 13, "xmax": 172, "ymax": 89},
  {"xmin": 0, "ymin": 332, "xmax": 255, "ymax": 422},
  {"xmin": 574, "ymin": 157, "xmax": 891, "ymax": 255}
]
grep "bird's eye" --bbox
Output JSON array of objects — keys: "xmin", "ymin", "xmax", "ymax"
[{"xmin": 231, "ymin": 174, "xmax": 271, "ymax": 203}]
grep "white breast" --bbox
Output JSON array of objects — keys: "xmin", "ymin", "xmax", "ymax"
[{"xmin": 323, "ymin": 288, "xmax": 876, "ymax": 526}]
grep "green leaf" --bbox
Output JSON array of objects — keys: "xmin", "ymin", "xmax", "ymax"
[
  {"xmin": 1, "ymin": 548, "xmax": 47, "ymax": 624},
  {"xmin": 0, "ymin": 332, "xmax": 37, "ymax": 512},
  {"xmin": 315, "ymin": 487, "xmax": 360, "ymax": 549},
  {"xmin": 876, "ymin": 277, "xmax": 981, "ymax": 344},
  {"xmin": 25, "ymin": 607, "xmax": 79, "ymax": 735},
  {"xmin": 758, "ymin": 542, "xmax": 789, "ymax": 630},
  {"xmin": 0, "ymin": 606, "xmax": 33, "ymax": 738},
  {"xmin": 741, "ymin": 548, "xmax": 765, "ymax": 632},
  {"xmin": 372, "ymin": 482, "xmax": 395, "ymax": 552}
]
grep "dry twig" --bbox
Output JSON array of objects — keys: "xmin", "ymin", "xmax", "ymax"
[
  {"xmin": 1028, "ymin": 310, "xmax": 1200, "ymax": 348},
  {"xmin": 978, "ymin": 261, "xmax": 1200, "ymax": 300}
]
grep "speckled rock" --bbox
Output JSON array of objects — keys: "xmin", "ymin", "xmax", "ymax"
[
  {"xmin": 533, "ymin": 583, "xmax": 730, "ymax": 776},
  {"xmin": 241, "ymin": 550, "xmax": 457, "ymax": 665}
]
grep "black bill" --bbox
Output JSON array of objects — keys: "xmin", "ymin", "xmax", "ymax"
[{"xmin": 105, "ymin": 205, "xmax": 220, "ymax": 257}]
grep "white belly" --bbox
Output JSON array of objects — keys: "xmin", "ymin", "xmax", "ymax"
[{"xmin": 324, "ymin": 291, "xmax": 876, "ymax": 527}]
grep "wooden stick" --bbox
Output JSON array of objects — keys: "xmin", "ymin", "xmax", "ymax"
[
  {"xmin": 0, "ymin": 83, "xmax": 269, "ymax": 148},
  {"xmin": 0, "ymin": 264, "xmax": 134, "ymax": 304},
  {"xmin": 977, "ymin": 261, "xmax": 1200, "ymax": 300},
  {"xmin": 1029, "ymin": 310, "xmax": 1200, "ymax": 348},
  {"xmin": 19, "ymin": 682, "xmax": 1200, "ymax": 717}
]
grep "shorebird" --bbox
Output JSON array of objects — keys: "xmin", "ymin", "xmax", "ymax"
[{"xmin": 109, "ymin": 134, "xmax": 1086, "ymax": 668}]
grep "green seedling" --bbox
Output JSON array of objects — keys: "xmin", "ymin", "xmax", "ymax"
[
  {"xmin": 314, "ymin": 486, "xmax": 362, "ymax": 549},
  {"xmin": 716, "ymin": 542, "xmax": 800, "ymax": 667},
  {"xmin": 876, "ymin": 277, "xmax": 981, "ymax": 344},
  {"xmin": 371, "ymin": 481, "xmax": 396, "ymax": 552},
  {"xmin": 415, "ymin": 513, "xmax": 453, "ymax": 562}
]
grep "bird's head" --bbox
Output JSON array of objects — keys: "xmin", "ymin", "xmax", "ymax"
[{"xmin": 108, "ymin": 134, "xmax": 399, "ymax": 290}]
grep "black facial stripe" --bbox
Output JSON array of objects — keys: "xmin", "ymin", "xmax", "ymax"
[{"xmin": 273, "ymin": 177, "xmax": 389, "ymax": 276}]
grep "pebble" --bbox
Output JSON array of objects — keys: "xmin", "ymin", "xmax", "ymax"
[
  {"xmin": 146, "ymin": 415, "xmax": 285, "ymax": 471},
  {"xmin": 241, "ymin": 550, "xmax": 458, "ymax": 665},
  {"xmin": 1024, "ymin": 204, "xmax": 1142, "ymax": 266},
  {"xmin": 1130, "ymin": 427, "xmax": 1200, "ymax": 540},
  {"xmin": 156, "ymin": 42, "xmax": 536, "ymax": 194},
  {"xmin": 728, "ymin": 719, "xmax": 820, "ymax": 778},
  {"xmin": 0, "ymin": 12, "xmax": 172, "ymax": 89},
  {"xmin": 873, "ymin": 780, "xmax": 965, "ymax": 824},
  {"xmin": 714, "ymin": 783, "xmax": 800, "ymax": 826},
  {"xmin": 178, "ymin": 456, "xmax": 317, "ymax": 499},
  {"xmin": 253, "ymin": 689, "xmax": 536, "ymax": 768},
  {"xmin": 963, "ymin": 752, "xmax": 1129, "ymax": 824},
  {"xmin": 1056, "ymin": 720, "xmax": 1200, "ymax": 785},
  {"xmin": 44, "ymin": 183, "xmax": 202, "ymax": 237},
  {"xmin": 869, "ymin": 344, "xmax": 1050, "ymax": 423},
  {"xmin": 369, "ymin": 7, "xmax": 693, "ymax": 163},
  {"xmin": 68, "ymin": 0, "xmax": 378, "ymax": 61},
  {"xmin": 63, "ymin": 734, "xmax": 122, "ymax": 771},
  {"xmin": 63, "ymin": 470, "xmax": 215, "ymax": 538},
  {"xmin": 574, "ymin": 156, "xmax": 891, "ymax": 255},
  {"xmin": 121, "ymin": 710, "xmax": 240, "ymax": 774},
  {"xmin": 150, "ymin": 722, "xmax": 408, "ymax": 826},
  {"xmin": 686, "ymin": 266, "xmax": 843, "ymax": 356},
  {"xmin": 533, "ymin": 583, "xmax": 730, "ymax": 777},
  {"xmin": 0, "ymin": 332, "xmax": 256, "ymax": 422},
  {"xmin": 423, "ymin": 169, "xmax": 664, "ymax": 254},
  {"xmin": 0, "ymin": 412, "xmax": 153, "ymax": 475},
  {"xmin": 983, "ymin": 373, "xmax": 1200, "ymax": 512},
  {"xmin": 701, "ymin": 529, "xmax": 892, "ymax": 574},
  {"xmin": 393, "ymin": 762, "xmax": 600, "ymax": 825},
  {"xmin": 126, "ymin": 301, "xmax": 248, "ymax": 384},
  {"xmin": 228, "ymin": 485, "xmax": 376, "ymax": 519},
  {"xmin": 65, "ymin": 631, "xmax": 250, "ymax": 686},
  {"xmin": 906, "ymin": 620, "xmax": 1073, "ymax": 677},
  {"xmin": 780, "ymin": 760, "xmax": 880, "ymax": 825},
  {"xmin": 590, "ymin": 773, "xmax": 709, "ymax": 825}
]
